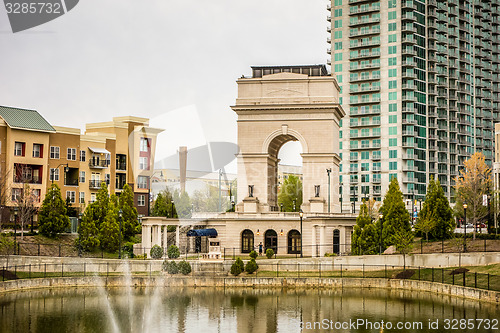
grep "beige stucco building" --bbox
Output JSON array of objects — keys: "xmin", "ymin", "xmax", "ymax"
[
  {"xmin": 141, "ymin": 65, "xmax": 356, "ymax": 257},
  {"xmin": 0, "ymin": 106, "xmax": 163, "ymax": 224}
]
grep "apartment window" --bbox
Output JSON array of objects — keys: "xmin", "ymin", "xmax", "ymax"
[
  {"xmin": 389, "ymin": 115, "xmax": 397, "ymax": 123},
  {"xmin": 334, "ymin": 0, "xmax": 342, "ymax": 5},
  {"xmin": 389, "ymin": 150, "xmax": 398, "ymax": 159},
  {"xmin": 388, "ymin": 23, "xmax": 396, "ymax": 31},
  {"xmin": 334, "ymin": 53, "xmax": 342, "ymax": 61},
  {"xmin": 67, "ymin": 148, "xmax": 76, "ymax": 161},
  {"xmin": 334, "ymin": 20, "xmax": 342, "ymax": 28},
  {"xmin": 79, "ymin": 171, "xmax": 86, "ymax": 183},
  {"xmin": 138, "ymin": 194, "xmax": 146, "ymax": 206},
  {"xmin": 139, "ymin": 157, "xmax": 148, "ymax": 170},
  {"xmin": 389, "ymin": 138, "xmax": 397, "ymax": 147},
  {"xmin": 388, "ymin": 0, "xmax": 396, "ymax": 8},
  {"xmin": 140, "ymin": 137, "xmax": 150, "ymax": 152},
  {"xmin": 361, "ymin": 152, "xmax": 370, "ymax": 160},
  {"xmin": 50, "ymin": 146, "xmax": 60, "ymax": 159},
  {"xmin": 339, "ymin": 131, "xmax": 343, "ymax": 138},
  {"xmin": 389, "ymin": 80, "xmax": 397, "ymax": 89},
  {"xmin": 336, "ymin": 75, "xmax": 343, "ymax": 83},
  {"xmin": 361, "ymin": 174, "xmax": 369, "ymax": 183},
  {"xmin": 388, "ymin": 57, "xmax": 397, "ymax": 66},
  {"xmin": 361, "ymin": 163, "xmax": 369, "ymax": 172},
  {"xmin": 79, "ymin": 192, "xmax": 85, "ymax": 204},
  {"xmin": 389, "ymin": 92, "xmax": 397, "ymax": 100},
  {"xmin": 66, "ymin": 191, "xmax": 76, "ymax": 204},
  {"xmin": 50, "ymin": 168, "xmax": 59, "ymax": 181},
  {"xmin": 389, "ymin": 162, "xmax": 398, "ymax": 171},
  {"xmin": 389, "ymin": 173, "xmax": 397, "ymax": 181},
  {"xmin": 11, "ymin": 188, "xmax": 22, "ymax": 202},
  {"xmin": 90, "ymin": 193, "xmax": 96, "ymax": 203},
  {"xmin": 80, "ymin": 150, "xmax": 86, "ymax": 162},
  {"xmin": 14, "ymin": 142, "xmax": 25, "ymax": 156},
  {"xmin": 350, "ymin": 140, "xmax": 358, "ymax": 149},
  {"xmin": 388, "ymin": 46, "xmax": 397, "ymax": 54},
  {"xmin": 33, "ymin": 144, "xmax": 43, "ymax": 158},
  {"xmin": 334, "ymin": 8, "xmax": 342, "ymax": 17},
  {"xmin": 137, "ymin": 176, "xmax": 149, "ymax": 189},
  {"xmin": 105, "ymin": 174, "xmax": 110, "ymax": 185},
  {"xmin": 334, "ymin": 31, "xmax": 342, "ymax": 39},
  {"xmin": 389, "ymin": 127, "xmax": 398, "ymax": 135},
  {"xmin": 32, "ymin": 189, "xmax": 41, "ymax": 203},
  {"xmin": 334, "ymin": 42, "xmax": 342, "ymax": 50},
  {"xmin": 388, "ymin": 11, "xmax": 397, "ymax": 20},
  {"xmin": 334, "ymin": 64, "xmax": 342, "ymax": 72},
  {"xmin": 389, "ymin": 69, "xmax": 397, "ymax": 77},
  {"xmin": 389, "ymin": 103, "xmax": 397, "ymax": 112}
]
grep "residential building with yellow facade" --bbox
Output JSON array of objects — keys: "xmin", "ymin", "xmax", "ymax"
[{"xmin": 0, "ymin": 106, "xmax": 163, "ymax": 224}]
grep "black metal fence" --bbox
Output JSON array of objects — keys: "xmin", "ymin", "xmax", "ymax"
[{"xmin": 0, "ymin": 262, "xmax": 498, "ymax": 292}]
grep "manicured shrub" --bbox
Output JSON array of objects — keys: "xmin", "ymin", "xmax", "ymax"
[
  {"xmin": 150, "ymin": 244, "xmax": 164, "ymax": 259},
  {"xmin": 231, "ymin": 258, "xmax": 244, "ymax": 276},
  {"xmin": 163, "ymin": 260, "xmax": 178, "ymax": 274},
  {"xmin": 178, "ymin": 260, "xmax": 192, "ymax": 275},
  {"xmin": 265, "ymin": 248, "xmax": 274, "ymax": 259},
  {"xmin": 249, "ymin": 250, "xmax": 258, "ymax": 260},
  {"xmin": 245, "ymin": 258, "xmax": 258, "ymax": 274},
  {"xmin": 167, "ymin": 244, "xmax": 180, "ymax": 259}
]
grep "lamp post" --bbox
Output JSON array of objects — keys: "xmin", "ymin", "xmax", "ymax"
[
  {"xmin": 299, "ymin": 209, "xmax": 303, "ymax": 258},
  {"xmin": 280, "ymin": 203, "xmax": 284, "ymax": 212},
  {"xmin": 78, "ymin": 212, "xmax": 83, "ymax": 257},
  {"xmin": 293, "ymin": 200, "xmax": 296, "ymax": 212},
  {"xmin": 411, "ymin": 189, "xmax": 415, "ymax": 225},
  {"xmin": 352, "ymin": 201, "xmax": 355, "ymax": 214},
  {"xmin": 463, "ymin": 202, "xmax": 468, "ymax": 252},
  {"xmin": 326, "ymin": 168, "xmax": 332, "ymax": 213},
  {"xmin": 378, "ymin": 213, "xmax": 383, "ymax": 255},
  {"xmin": 51, "ymin": 163, "xmax": 69, "ymax": 184},
  {"xmin": 13, "ymin": 207, "xmax": 18, "ymax": 255},
  {"xmin": 118, "ymin": 209, "xmax": 123, "ymax": 259},
  {"xmin": 171, "ymin": 200, "xmax": 175, "ymax": 218}
]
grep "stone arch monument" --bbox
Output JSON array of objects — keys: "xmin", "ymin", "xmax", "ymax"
[{"xmin": 231, "ymin": 65, "xmax": 345, "ymax": 214}]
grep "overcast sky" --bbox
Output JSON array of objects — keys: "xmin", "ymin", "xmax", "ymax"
[{"xmin": 0, "ymin": 1, "xmax": 328, "ymax": 169}]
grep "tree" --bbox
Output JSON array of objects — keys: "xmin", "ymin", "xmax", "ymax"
[
  {"xmin": 416, "ymin": 176, "xmax": 455, "ymax": 240},
  {"xmin": 119, "ymin": 184, "xmax": 139, "ymax": 240},
  {"xmin": 352, "ymin": 201, "xmax": 378, "ymax": 255},
  {"xmin": 15, "ymin": 183, "xmax": 37, "ymax": 240},
  {"xmin": 379, "ymin": 178, "xmax": 411, "ymax": 249},
  {"xmin": 173, "ymin": 189, "xmax": 192, "ymax": 218},
  {"xmin": 152, "ymin": 189, "xmax": 175, "ymax": 217},
  {"xmin": 393, "ymin": 229, "xmax": 414, "ymax": 270},
  {"xmin": 94, "ymin": 182, "xmax": 110, "ymax": 230},
  {"xmin": 78, "ymin": 202, "xmax": 100, "ymax": 250},
  {"xmin": 191, "ymin": 184, "xmax": 230, "ymax": 213},
  {"xmin": 454, "ymin": 152, "xmax": 492, "ymax": 240},
  {"xmin": 277, "ymin": 175, "xmax": 303, "ymax": 212},
  {"xmin": 65, "ymin": 197, "xmax": 78, "ymax": 218},
  {"xmin": 99, "ymin": 200, "xmax": 120, "ymax": 252},
  {"xmin": 38, "ymin": 184, "xmax": 70, "ymax": 238}
]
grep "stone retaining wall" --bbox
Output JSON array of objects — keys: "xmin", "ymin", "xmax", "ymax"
[{"xmin": 0, "ymin": 276, "xmax": 498, "ymax": 304}]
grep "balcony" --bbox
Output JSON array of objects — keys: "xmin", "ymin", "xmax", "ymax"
[
  {"xmin": 13, "ymin": 164, "xmax": 43, "ymax": 185},
  {"xmin": 89, "ymin": 180, "xmax": 105, "ymax": 190},
  {"xmin": 89, "ymin": 158, "xmax": 109, "ymax": 169},
  {"xmin": 349, "ymin": 4, "xmax": 380, "ymax": 15}
]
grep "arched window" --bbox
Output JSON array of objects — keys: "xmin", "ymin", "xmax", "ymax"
[
  {"xmin": 287, "ymin": 229, "xmax": 301, "ymax": 254},
  {"xmin": 264, "ymin": 229, "xmax": 278, "ymax": 254},
  {"xmin": 333, "ymin": 229, "xmax": 340, "ymax": 254},
  {"xmin": 241, "ymin": 229, "xmax": 254, "ymax": 253}
]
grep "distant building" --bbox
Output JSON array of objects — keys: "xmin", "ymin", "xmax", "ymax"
[{"xmin": 0, "ymin": 105, "xmax": 163, "ymax": 223}]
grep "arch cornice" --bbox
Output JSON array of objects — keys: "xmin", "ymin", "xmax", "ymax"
[{"xmin": 262, "ymin": 127, "xmax": 309, "ymax": 154}]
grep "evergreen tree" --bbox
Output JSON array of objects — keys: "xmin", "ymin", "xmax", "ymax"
[
  {"xmin": 152, "ymin": 189, "xmax": 175, "ymax": 217},
  {"xmin": 417, "ymin": 176, "xmax": 455, "ymax": 240},
  {"xmin": 173, "ymin": 189, "xmax": 192, "ymax": 218},
  {"xmin": 379, "ymin": 178, "xmax": 411, "ymax": 249},
  {"xmin": 65, "ymin": 197, "xmax": 78, "ymax": 217},
  {"xmin": 78, "ymin": 202, "xmax": 100, "ymax": 250},
  {"xmin": 99, "ymin": 200, "xmax": 120, "ymax": 252},
  {"xmin": 277, "ymin": 174, "xmax": 303, "ymax": 212},
  {"xmin": 352, "ymin": 201, "xmax": 378, "ymax": 255},
  {"xmin": 94, "ymin": 182, "xmax": 110, "ymax": 229},
  {"xmin": 38, "ymin": 184, "xmax": 70, "ymax": 238},
  {"xmin": 119, "ymin": 184, "xmax": 139, "ymax": 240}
]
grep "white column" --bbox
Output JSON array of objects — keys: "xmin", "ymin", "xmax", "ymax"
[
  {"xmin": 340, "ymin": 226, "xmax": 346, "ymax": 254},
  {"xmin": 176, "ymin": 226, "xmax": 180, "ymax": 247},
  {"xmin": 163, "ymin": 226, "xmax": 168, "ymax": 249},
  {"xmin": 311, "ymin": 225, "xmax": 317, "ymax": 257},
  {"xmin": 319, "ymin": 225, "xmax": 326, "ymax": 257},
  {"xmin": 142, "ymin": 224, "xmax": 151, "ymax": 250}
]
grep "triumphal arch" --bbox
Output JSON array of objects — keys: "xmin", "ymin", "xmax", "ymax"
[
  {"xmin": 232, "ymin": 65, "xmax": 345, "ymax": 214},
  {"xmin": 141, "ymin": 65, "xmax": 356, "ymax": 258}
]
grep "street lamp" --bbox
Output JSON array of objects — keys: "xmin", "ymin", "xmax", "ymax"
[
  {"xmin": 13, "ymin": 207, "xmax": 18, "ymax": 255},
  {"xmin": 411, "ymin": 189, "xmax": 415, "ymax": 225},
  {"xmin": 78, "ymin": 212, "xmax": 83, "ymax": 257},
  {"xmin": 299, "ymin": 209, "xmax": 304, "ymax": 258},
  {"xmin": 293, "ymin": 199, "xmax": 296, "ymax": 212},
  {"xmin": 463, "ymin": 202, "xmax": 468, "ymax": 252},
  {"xmin": 51, "ymin": 163, "xmax": 69, "ymax": 184},
  {"xmin": 118, "ymin": 209, "xmax": 123, "ymax": 259},
  {"xmin": 280, "ymin": 203, "xmax": 284, "ymax": 212},
  {"xmin": 326, "ymin": 168, "xmax": 332, "ymax": 213},
  {"xmin": 378, "ymin": 213, "xmax": 383, "ymax": 255},
  {"xmin": 171, "ymin": 200, "xmax": 175, "ymax": 218}
]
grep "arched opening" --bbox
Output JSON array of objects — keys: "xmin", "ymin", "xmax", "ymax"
[
  {"xmin": 275, "ymin": 140, "xmax": 303, "ymax": 212},
  {"xmin": 264, "ymin": 229, "xmax": 278, "ymax": 254},
  {"xmin": 287, "ymin": 229, "xmax": 301, "ymax": 254},
  {"xmin": 333, "ymin": 229, "xmax": 340, "ymax": 254},
  {"xmin": 241, "ymin": 229, "xmax": 254, "ymax": 253}
]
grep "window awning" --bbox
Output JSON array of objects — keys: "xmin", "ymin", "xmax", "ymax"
[
  {"xmin": 187, "ymin": 228, "xmax": 218, "ymax": 237},
  {"xmin": 88, "ymin": 147, "xmax": 110, "ymax": 154}
]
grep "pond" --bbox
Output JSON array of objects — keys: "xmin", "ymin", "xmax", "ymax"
[{"xmin": 0, "ymin": 286, "xmax": 498, "ymax": 332}]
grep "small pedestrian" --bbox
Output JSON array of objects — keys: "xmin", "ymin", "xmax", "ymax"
[{"xmin": 259, "ymin": 242, "xmax": 263, "ymax": 256}]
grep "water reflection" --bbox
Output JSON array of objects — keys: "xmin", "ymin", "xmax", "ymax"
[{"xmin": 0, "ymin": 287, "xmax": 498, "ymax": 332}]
